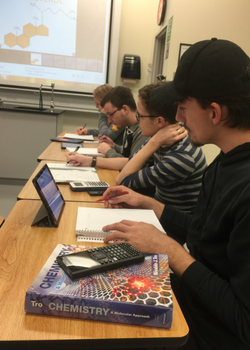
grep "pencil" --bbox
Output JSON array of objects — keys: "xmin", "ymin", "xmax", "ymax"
[
  {"xmin": 96, "ymin": 191, "xmax": 129, "ymax": 202},
  {"xmin": 66, "ymin": 146, "xmax": 80, "ymax": 164}
]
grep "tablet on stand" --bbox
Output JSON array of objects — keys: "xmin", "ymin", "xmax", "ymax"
[{"xmin": 31, "ymin": 164, "xmax": 65, "ymax": 227}]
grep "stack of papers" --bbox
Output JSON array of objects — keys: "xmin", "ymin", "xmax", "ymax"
[
  {"xmin": 63, "ymin": 133, "xmax": 94, "ymax": 141},
  {"xmin": 47, "ymin": 163, "xmax": 100, "ymax": 184}
]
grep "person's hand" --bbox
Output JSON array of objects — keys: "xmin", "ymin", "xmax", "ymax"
[
  {"xmin": 76, "ymin": 127, "xmax": 88, "ymax": 135},
  {"xmin": 151, "ymin": 122, "xmax": 188, "ymax": 147},
  {"xmin": 98, "ymin": 142, "xmax": 111, "ymax": 154},
  {"xmin": 99, "ymin": 186, "xmax": 146, "ymax": 209},
  {"xmin": 98, "ymin": 135, "xmax": 115, "ymax": 148},
  {"xmin": 65, "ymin": 152, "xmax": 92, "ymax": 167},
  {"xmin": 103, "ymin": 219, "xmax": 168, "ymax": 254},
  {"xmin": 103, "ymin": 220, "xmax": 195, "ymax": 277}
]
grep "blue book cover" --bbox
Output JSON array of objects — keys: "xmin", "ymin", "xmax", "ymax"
[{"xmin": 25, "ymin": 244, "xmax": 173, "ymax": 328}]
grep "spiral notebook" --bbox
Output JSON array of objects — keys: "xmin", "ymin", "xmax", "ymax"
[{"xmin": 75, "ymin": 207, "xmax": 166, "ymax": 242}]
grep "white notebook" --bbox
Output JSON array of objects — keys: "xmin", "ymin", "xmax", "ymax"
[
  {"xmin": 75, "ymin": 207, "xmax": 166, "ymax": 242},
  {"xmin": 47, "ymin": 163, "xmax": 100, "ymax": 183},
  {"xmin": 66, "ymin": 147, "xmax": 105, "ymax": 157},
  {"xmin": 64, "ymin": 133, "xmax": 94, "ymax": 141}
]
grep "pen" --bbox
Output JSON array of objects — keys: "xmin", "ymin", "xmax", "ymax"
[
  {"xmin": 96, "ymin": 191, "xmax": 129, "ymax": 202},
  {"xmin": 83, "ymin": 123, "xmax": 87, "ymax": 129},
  {"xmin": 66, "ymin": 146, "xmax": 80, "ymax": 164},
  {"xmin": 73, "ymin": 146, "xmax": 80, "ymax": 155}
]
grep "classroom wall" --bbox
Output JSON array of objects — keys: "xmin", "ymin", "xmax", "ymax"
[
  {"xmin": 158, "ymin": 0, "xmax": 250, "ymax": 80},
  {"xmin": 64, "ymin": 0, "xmax": 250, "ymax": 164},
  {"xmin": 115, "ymin": 0, "xmax": 158, "ymax": 98},
  {"xmin": 153, "ymin": 0, "xmax": 250, "ymax": 163}
]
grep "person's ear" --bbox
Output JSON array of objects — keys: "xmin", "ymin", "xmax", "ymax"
[
  {"xmin": 157, "ymin": 116, "xmax": 166, "ymax": 127},
  {"xmin": 210, "ymin": 102, "xmax": 222, "ymax": 126},
  {"xmin": 121, "ymin": 104, "xmax": 129, "ymax": 114}
]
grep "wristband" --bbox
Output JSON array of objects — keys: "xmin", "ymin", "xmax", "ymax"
[{"xmin": 91, "ymin": 156, "xmax": 97, "ymax": 167}]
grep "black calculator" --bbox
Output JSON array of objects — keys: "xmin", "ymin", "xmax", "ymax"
[
  {"xmin": 56, "ymin": 243, "xmax": 145, "ymax": 279},
  {"xmin": 69, "ymin": 181, "xmax": 109, "ymax": 192}
]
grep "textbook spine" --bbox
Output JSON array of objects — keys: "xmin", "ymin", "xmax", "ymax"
[{"xmin": 25, "ymin": 292, "xmax": 172, "ymax": 328}]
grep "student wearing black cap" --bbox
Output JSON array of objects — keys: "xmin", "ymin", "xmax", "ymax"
[{"xmin": 100, "ymin": 38, "xmax": 250, "ymax": 350}]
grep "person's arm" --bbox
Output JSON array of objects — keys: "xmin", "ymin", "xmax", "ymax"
[
  {"xmin": 102, "ymin": 186, "xmax": 250, "ymax": 343},
  {"xmin": 76, "ymin": 127, "xmax": 88, "ymax": 135},
  {"xmin": 87, "ymin": 128, "xmax": 99, "ymax": 136},
  {"xmin": 180, "ymin": 212, "xmax": 250, "ymax": 344},
  {"xmin": 101, "ymin": 186, "xmax": 194, "ymax": 276},
  {"xmin": 65, "ymin": 152, "xmax": 128, "ymax": 170},
  {"xmin": 97, "ymin": 142, "xmax": 112, "ymax": 155},
  {"xmin": 99, "ymin": 185, "xmax": 165, "ymax": 218},
  {"xmin": 102, "ymin": 215, "xmax": 195, "ymax": 278},
  {"xmin": 117, "ymin": 124, "xmax": 188, "ymax": 184},
  {"xmin": 106, "ymin": 145, "xmax": 123, "ymax": 158},
  {"xmin": 116, "ymin": 140, "xmax": 155, "ymax": 184}
]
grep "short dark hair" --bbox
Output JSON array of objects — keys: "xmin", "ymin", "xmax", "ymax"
[
  {"xmin": 196, "ymin": 62, "xmax": 250, "ymax": 129},
  {"xmin": 139, "ymin": 82, "xmax": 177, "ymax": 124},
  {"xmin": 100, "ymin": 86, "xmax": 136, "ymax": 111}
]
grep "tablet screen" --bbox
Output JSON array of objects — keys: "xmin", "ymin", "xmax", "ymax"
[{"xmin": 32, "ymin": 164, "xmax": 65, "ymax": 226}]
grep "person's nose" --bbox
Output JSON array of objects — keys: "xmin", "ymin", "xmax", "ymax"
[{"xmin": 176, "ymin": 105, "xmax": 184, "ymax": 123}]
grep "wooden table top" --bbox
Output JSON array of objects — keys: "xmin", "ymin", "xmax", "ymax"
[
  {"xmin": 0, "ymin": 200, "xmax": 189, "ymax": 348},
  {"xmin": 18, "ymin": 160, "xmax": 119, "ymax": 202},
  {"xmin": 38, "ymin": 132, "xmax": 99, "ymax": 162}
]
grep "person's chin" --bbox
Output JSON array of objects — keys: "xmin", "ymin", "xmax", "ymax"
[{"xmin": 190, "ymin": 139, "xmax": 204, "ymax": 148}]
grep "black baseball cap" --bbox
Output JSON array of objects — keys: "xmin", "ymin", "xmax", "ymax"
[{"xmin": 151, "ymin": 38, "xmax": 250, "ymax": 104}]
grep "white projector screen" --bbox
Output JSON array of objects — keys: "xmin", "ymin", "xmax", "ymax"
[{"xmin": 0, "ymin": 0, "xmax": 112, "ymax": 94}]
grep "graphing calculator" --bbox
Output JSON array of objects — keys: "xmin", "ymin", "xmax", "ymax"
[
  {"xmin": 57, "ymin": 243, "xmax": 145, "ymax": 279},
  {"xmin": 69, "ymin": 181, "xmax": 109, "ymax": 192}
]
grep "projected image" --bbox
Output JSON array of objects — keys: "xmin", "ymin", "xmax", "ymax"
[
  {"xmin": 0, "ymin": 0, "xmax": 111, "ymax": 93},
  {"xmin": 2, "ymin": 0, "xmax": 77, "ymax": 56}
]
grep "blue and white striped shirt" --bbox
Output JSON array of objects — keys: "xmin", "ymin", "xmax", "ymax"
[{"xmin": 120, "ymin": 135, "xmax": 207, "ymax": 213}]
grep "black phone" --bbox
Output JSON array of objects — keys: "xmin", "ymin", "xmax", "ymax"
[
  {"xmin": 57, "ymin": 243, "xmax": 145, "ymax": 279},
  {"xmin": 87, "ymin": 190, "xmax": 106, "ymax": 196}
]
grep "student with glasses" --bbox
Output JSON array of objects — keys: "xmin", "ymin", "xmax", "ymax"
[
  {"xmin": 67, "ymin": 83, "xmax": 206, "ymax": 211},
  {"xmin": 97, "ymin": 86, "xmax": 148, "ymax": 158},
  {"xmin": 76, "ymin": 84, "xmax": 125, "ymax": 145},
  {"xmin": 115, "ymin": 82, "xmax": 207, "ymax": 213},
  {"xmin": 66, "ymin": 86, "xmax": 148, "ymax": 170}
]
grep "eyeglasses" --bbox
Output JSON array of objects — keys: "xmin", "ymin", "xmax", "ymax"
[
  {"xmin": 107, "ymin": 108, "xmax": 120, "ymax": 118},
  {"xmin": 135, "ymin": 110, "xmax": 158, "ymax": 122}
]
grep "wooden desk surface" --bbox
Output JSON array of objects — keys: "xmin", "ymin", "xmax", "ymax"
[
  {"xmin": 18, "ymin": 160, "xmax": 119, "ymax": 202},
  {"xmin": 0, "ymin": 200, "xmax": 189, "ymax": 348},
  {"xmin": 38, "ymin": 131, "xmax": 98, "ymax": 162},
  {"xmin": 37, "ymin": 140, "xmax": 98, "ymax": 162}
]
